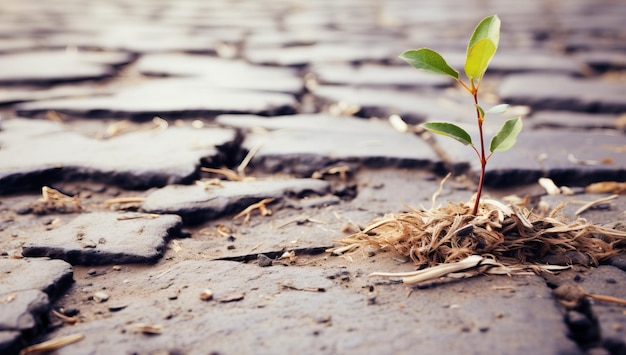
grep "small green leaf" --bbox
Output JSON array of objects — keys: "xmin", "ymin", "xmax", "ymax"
[
  {"xmin": 486, "ymin": 104, "xmax": 509, "ymax": 114},
  {"xmin": 422, "ymin": 122, "xmax": 472, "ymax": 146},
  {"xmin": 468, "ymin": 15, "xmax": 501, "ymax": 53},
  {"xmin": 465, "ymin": 38, "xmax": 497, "ymax": 81},
  {"xmin": 489, "ymin": 117, "xmax": 522, "ymax": 153},
  {"xmin": 400, "ymin": 48, "xmax": 459, "ymax": 80},
  {"xmin": 465, "ymin": 15, "xmax": 500, "ymax": 82},
  {"xmin": 474, "ymin": 104, "xmax": 485, "ymax": 121}
]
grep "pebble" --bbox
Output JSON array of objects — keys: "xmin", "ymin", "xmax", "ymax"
[{"xmin": 93, "ymin": 291, "xmax": 110, "ymax": 303}]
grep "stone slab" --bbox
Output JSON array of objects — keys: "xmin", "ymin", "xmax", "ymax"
[
  {"xmin": 310, "ymin": 63, "xmax": 454, "ymax": 88},
  {"xmin": 438, "ymin": 126, "xmax": 626, "ymax": 187},
  {"xmin": 0, "ymin": 50, "xmax": 133, "ymax": 85},
  {"xmin": 22, "ymin": 212, "xmax": 182, "ymax": 265},
  {"xmin": 216, "ymin": 114, "xmax": 447, "ymax": 176},
  {"xmin": 499, "ymin": 74, "xmax": 626, "ymax": 113},
  {"xmin": 0, "ymin": 289, "xmax": 49, "ymax": 332},
  {"xmin": 435, "ymin": 50, "xmax": 583, "ymax": 76},
  {"xmin": 529, "ymin": 111, "xmax": 622, "ymax": 130},
  {"xmin": 39, "ymin": 259, "xmax": 581, "ymax": 355},
  {"xmin": 142, "ymin": 178, "xmax": 331, "ymax": 225},
  {"xmin": 0, "ymin": 85, "xmax": 114, "ymax": 106},
  {"xmin": 311, "ymin": 85, "xmax": 465, "ymax": 123},
  {"xmin": 0, "ymin": 258, "xmax": 74, "ymax": 300},
  {"xmin": 0, "ymin": 290, "xmax": 49, "ymax": 354},
  {"xmin": 0, "ymin": 118, "xmax": 236, "ymax": 193},
  {"xmin": 45, "ymin": 24, "xmax": 227, "ymax": 54},
  {"xmin": 15, "ymin": 78, "xmax": 297, "ymax": 120},
  {"xmin": 244, "ymin": 43, "xmax": 395, "ymax": 66},
  {"xmin": 135, "ymin": 53, "xmax": 303, "ymax": 94}
]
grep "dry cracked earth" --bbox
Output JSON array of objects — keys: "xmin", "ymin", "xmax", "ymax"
[{"xmin": 1, "ymin": 0, "xmax": 626, "ymax": 354}]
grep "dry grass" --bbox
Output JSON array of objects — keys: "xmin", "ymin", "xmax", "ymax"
[{"xmin": 335, "ymin": 192, "xmax": 626, "ymax": 270}]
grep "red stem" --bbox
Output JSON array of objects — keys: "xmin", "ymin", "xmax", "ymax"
[{"xmin": 472, "ymin": 91, "xmax": 486, "ymax": 216}]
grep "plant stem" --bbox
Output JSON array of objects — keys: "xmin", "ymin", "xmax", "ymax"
[{"xmin": 472, "ymin": 92, "xmax": 487, "ymax": 216}]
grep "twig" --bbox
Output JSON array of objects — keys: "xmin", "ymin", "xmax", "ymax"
[
  {"xmin": 575, "ymin": 194, "xmax": 618, "ymax": 216},
  {"xmin": 20, "ymin": 334, "xmax": 84, "ymax": 354}
]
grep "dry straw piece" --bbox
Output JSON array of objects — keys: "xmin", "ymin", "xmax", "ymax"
[{"xmin": 335, "ymin": 178, "xmax": 626, "ymax": 274}]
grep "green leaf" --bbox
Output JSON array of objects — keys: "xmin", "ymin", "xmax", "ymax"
[
  {"xmin": 474, "ymin": 104, "xmax": 485, "ymax": 120},
  {"xmin": 467, "ymin": 15, "xmax": 501, "ymax": 53},
  {"xmin": 465, "ymin": 38, "xmax": 497, "ymax": 81},
  {"xmin": 422, "ymin": 122, "xmax": 473, "ymax": 146},
  {"xmin": 489, "ymin": 117, "xmax": 522, "ymax": 153},
  {"xmin": 486, "ymin": 104, "xmax": 509, "ymax": 114},
  {"xmin": 465, "ymin": 15, "xmax": 500, "ymax": 82},
  {"xmin": 400, "ymin": 48, "xmax": 459, "ymax": 80}
]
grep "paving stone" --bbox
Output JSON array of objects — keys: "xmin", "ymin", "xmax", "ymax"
[
  {"xmin": 431, "ymin": 50, "xmax": 583, "ymax": 76},
  {"xmin": 0, "ymin": 50, "xmax": 133, "ymax": 85},
  {"xmin": 442, "ymin": 127, "xmax": 626, "ymax": 187},
  {"xmin": 142, "ymin": 178, "xmax": 331, "ymax": 225},
  {"xmin": 40, "ymin": 259, "xmax": 581, "ymax": 355},
  {"xmin": 15, "ymin": 78, "xmax": 298, "ymax": 120},
  {"xmin": 529, "ymin": 111, "xmax": 622, "ymax": 130},
  {"xmin": 45, "ymin": 24, "xmax": 227, "ymax": 54},
  {"xmin": 22, "ymin": 212, "xmax": 182, "ymax": 265},
  {"xmin": 310, "ymin": 63, "xmax": 454, "ymax": 88},
  {"xmin": 0, "ymin": 118, "xmax": 237, "ymax": 193},
  {"xmin": 0, "ymin": 84, "xmax": 113, "ymax": 106},
  {"xmin": 0, "ymin": 258, "xmax": 74, "ymax": 300},
  {"xmin": 0, "ymin": 258, "xmax": 75, "ymax": 353},
  {"xmin": 216, "ymin": 114, "xmax": 448, "ymax": 176},
  {"xmin": 311, "ymin": 85, "xmax": 465, "ymax": 122},
  {"xmin": 0, "ymin": 290, "xmax": 49, "ymax": 332},
  {"xmin": 135, "ymin": 53, "xmax": 303, "ymax": 93},
  {"xmin": 244, "ymin": 43, "xmax": 395, "ymax": 67},
  {"xmin": 573, "ymin": 266, "xmax": 626, "ymax": 348},
  {"xmin": 245, "ymin": 29, "xmax": 400, "ymax": 49},
  {"xmin": 499, "ymin": 74, "xmax": 626, "ymax": 113},
  {"xmin": 577, "ymin": 51, "xmax": 626, "ymax": 72}
]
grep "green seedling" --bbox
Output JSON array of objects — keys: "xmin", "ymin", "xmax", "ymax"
[{"xmin": 400, "ymin": 15, "xmax": 522, "ymax": 216}]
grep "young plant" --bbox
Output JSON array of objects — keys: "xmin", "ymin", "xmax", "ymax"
[{"xmin": 400, "ymin": 15, "xmax": 522, "ymax": 216}]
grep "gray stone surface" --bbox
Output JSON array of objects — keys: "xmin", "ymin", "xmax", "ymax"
[
  {"xmin": 22, "ymin": 212, "xmax": 182, "ymax": 265},
  {"xmin": 0, "ymin": 50, "xmax": 133, "ymax": 85},
  {"xmin": 42, "ymin": 260, "xmax": 581, "ymax": 355},
  {"xmin": 437, "ymin": 127, "xmax": 626, "ymax": 187},
  {"xmin": 15, "ymin": 78, "xmax": 298, "ymax": 120},
  {"xmin": 311, "ymin": 63, "xmax": 454, "ymax": 88},
  {"xmin": 244, "ymin": 43, "xmax": 395, "ymax": 66},
  {"xmin": 0, "ymin": 0, "xmax": 625, "ymax": 354},
  {"xmin": 142, "ymin": 178, "xmax": 331, "ymax": 224},
  {"xmin": 499, "ymin": 74, "xmax": 626, "ymax": 113},
  {"xmin": 216, "ymin": 114, "xmax": 446, "ymax": 175},
  {"xmin": 135, "ymin": 53, "xmax": 303, "ymax": 93},
  {"xmin": 529, "ymin": 111, "xmax": 622, "ymax": 130},
  {"xmin": 0, "ymin": 258, "xmax": 74, "ymax": 300},
  {"xmin": 0, "ymin": 259, "xmax": 73, "ymax": 353},
  {"xmin": 0, "ymin": 118, "xmax": 237, "ymax": 192},
  {"xmin": 0, "ymin": 290, "xmax": 49, "ymax": 332},
  {"xmin": 311, "ymin": 85, "xmax": 464, "ymax": 122}
]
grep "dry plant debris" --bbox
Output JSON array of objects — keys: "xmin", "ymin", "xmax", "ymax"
[
  {"xmin": 233, "ymin": 198, "xmax": 275, "ymax": 223},
  {"xmin": 30, "ymin": 186, "xmax": 82, "ymax": 214},
  {"xmin": 19, "ymin": 333, "xmax": 84, "ymax": 355},
  {"xmin": 554, "ymin": 283, "xmax": 626, "ymax": 309},
  {"xmin": 333, "ymin": 178, "xmax": 626, "ymax": 284}
]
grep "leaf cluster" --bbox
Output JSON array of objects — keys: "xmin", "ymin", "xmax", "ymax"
[{"xmin": 400, "ymin": 15, "xmax": 522, "ymax": 156}]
